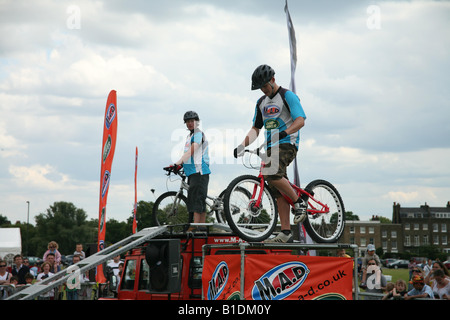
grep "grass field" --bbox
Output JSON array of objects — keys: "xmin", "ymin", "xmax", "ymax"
[{"xmin": 381, "ymin": 267, "xmax": 410, "ymax": 284}]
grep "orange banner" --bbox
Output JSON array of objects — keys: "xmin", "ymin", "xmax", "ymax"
[
  {"xmin": 97, "ymin": 90, "xmax": 118, "ymax": 283},
  {"xmin": 203, "ymin": 254, "xmax": 353, "ymax": 300},
  {"xmin": 203, "ymin": 255, "xmax": 241, "ymax": 300}
]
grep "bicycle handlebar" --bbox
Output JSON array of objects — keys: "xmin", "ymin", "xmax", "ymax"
[{"xmin": 163, "ymin": 165, "xmax": 184, "ymax": 176}]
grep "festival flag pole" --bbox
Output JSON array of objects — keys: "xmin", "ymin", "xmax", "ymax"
[
  {"xmin": 284, "ymin": 1, "xmax": 316, "ymax": 254},
  {"xmin": 132, "ymin": 146, "xmax": 138, "ymax": 234},
  {"xmin": 284, "ymin": 0, "xmax": 300, "ymax": 188},
  {"xmin": 97, "ymin": 90, "xmax": 118, "ymax": 283}
]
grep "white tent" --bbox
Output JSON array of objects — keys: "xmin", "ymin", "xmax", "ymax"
[{"xmin": 0, "ymin": 228, "xmax": 22, "ymax": 264}]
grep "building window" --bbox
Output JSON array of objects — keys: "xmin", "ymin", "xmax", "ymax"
[
  {"xmin": 369, "ymin": 227, "xmax": 374, "ymax": 234},
  {"xmin": 442, "ymin": 224, "xmax": 447, "ymax": 233},
  {"xmin": 391, "ymin": 240, "xmax": 397, "ymax": 250},
  {"xmin": 350, "ymin": 226, "xmax": 355, "ymax": 234},
  {"xmin": 423, "ymin": 224, "xmax": 428, "ymax": 231},
  {"xmin": 405, "ymin": 223, "xmax": 410, "ymax": 231},
  {"xmin": 442, "ymin": 235, "xmax": 448, "ymax": 246},
  {"xmin": 382, "ymin": 230, "xmax": 387, "ymax": 238},
  {"xmin": 391, "ymin": 231, "xmax": 397, "ymax": 238},
  {"xmin": 423, "ymin": 235, "xmax": 429, "ymax": 245},
  {"xmin": 360, "ymin": 226, "xmax": 366, "ymax": 234},
  {"xmin": 433, "ymin": 224, "xmax": 439, "ymax": 232},
  {"xmin": 361, "ymin": 238, "xmax": 367, "ymax": 247},
  {"xmin": 433, "ymin": 235, "xmax": 439, "ymax": 245},
  {"xmin": 405, "ymin": 236, "xmax": 410, "ymax": 247},
  {"xmin": 414, "ymin": 223, "xmax": 419, "ymax": 230},
  {"xmin": 414, "ymin": 235, "xmax": 420, "ymax": 246}
]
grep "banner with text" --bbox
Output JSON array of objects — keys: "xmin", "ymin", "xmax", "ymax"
[
  {"xmin": 97, "ymin": 90, "xmax": 118, "ymax": 283},
  {"xmin": 203, "ymin": 254, "xmax": 353, "ymax": 300}
]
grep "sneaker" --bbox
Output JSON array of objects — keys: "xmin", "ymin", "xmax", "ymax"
[
  {"xmin": 293, "ymin": 198, "xmax": 307, "ymax": 224},
  {"xmin": 264, "ymin": 232, "xmax": 293, "ymax": 243}
]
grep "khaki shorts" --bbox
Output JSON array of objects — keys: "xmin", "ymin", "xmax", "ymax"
[{"xmin": 262, "ymin": 143, "xmax": 298, "ymax": 198}]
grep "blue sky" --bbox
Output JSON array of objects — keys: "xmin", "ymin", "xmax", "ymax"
[{"xmin": 1, "ymin": 0, "xmax": 449, "ymax": 225}]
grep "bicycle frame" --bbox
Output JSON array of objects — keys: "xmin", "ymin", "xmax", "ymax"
[
  {"xmin": 254, "ymin": 160, "xmax": 331, "ymax": 217},
  {"xmin": 165, "ymin": 168, "xmax": 223, "ymax": 218}
]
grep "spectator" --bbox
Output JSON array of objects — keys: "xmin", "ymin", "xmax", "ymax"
[
  {"xmin": 36, "ymin": 262, "xmax": 55, "ymax": 300},
  {"xmin": 381, "ymin": 282, "xmax": 395, "ymax": 300},
  {"xmin": 45, "ymin": 252, "xmax": 61, "ymax": 273},
  {"xmin": 391, "ymin": 279, "xmax": 408, "ymax": 299},
  {"xmin": 425, "ymin": 260, "xmax": 450, "ymax": 287},
  {"xmin": 9, "ymin": 276, "xmax": 19, "ymax": 287},
  {"xmin": 364, "ymin": 258, "xmax": 387, "ymax": 300},
  {"xmin": 431, "ymin": 269, "xmax": 450, "ymax": 299},
  {"xmin": 408, "ymin": 258, "xmax": 416, "ymax": 278},
  {"xmin": 405, "ymin": 275, "xmax": 434, "ymax": 300},
  {"xmin": 11, "ymin": 254, "xmax": 30, "ymax": 285},
  {"xmin": 43, "ymin": 241, "xmax": 62, "ymax": 266},
  {"xmin": 66, "ymin": 255, "xmax": 86, "ymax": 300},
  {"xmin": 422, "ymin": 258, "xmax": 433, "ymax": 278},
  {"xmin": 0, "ymin": 260, "xmax": 11, "ymax": 285},
  {"xmin": 337, "ymin": 248, "xmax": 351, "ymax": 258},
  {"xmin": 408, "ymin": 266, "xmax": 423, "ymax": 290},
  {"xmin": 359, "ymin": 244, "xmax": 381, "ymax": 288},
  {"xmin": 107, "ymin": 255, "xmax": 122, "ymax": 277},
  {"xmin": 73, "ymin": 243, "xmax": 86, "ymax": 260},
  {"xmin": 0, "ymin": 260, "xmax": 12, "ymax": 299},
  {"xmin": 24, "ymin": 273, "xmax": 34, "ymax": 285}
]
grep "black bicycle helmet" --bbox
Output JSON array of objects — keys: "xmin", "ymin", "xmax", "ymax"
[
  {"xmin": 251, "ymin": 64, "xmax": 275, "ymax": 90},
  {"xmin": 183, "ymin": 111, "xmax": 199, "ymax": 122}
]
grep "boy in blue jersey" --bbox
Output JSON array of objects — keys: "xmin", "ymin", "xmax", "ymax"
[
  {"xmin": 175, "ymin": 111, "xmax": 210, "ymax": 227},
  {"xmin": 234, "ymin": 65, "xmax": 307, "ymax": 243}
]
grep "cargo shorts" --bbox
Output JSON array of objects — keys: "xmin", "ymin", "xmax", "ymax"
[{"xmin": 262, "ymin": 143, "xmax": 298, "ymax": 198}]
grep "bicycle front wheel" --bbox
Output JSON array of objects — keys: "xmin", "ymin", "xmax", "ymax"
[
  {"xmin": 223, "ymin": 175, "xmax": 278, "ymax": 242},
  {"xmin": 152, "ymin": 191, "xmax": 189, "ymax": 232},
  {"xmin": 302, "ymin": 179, "xmax": 345, "ymax": 243}
]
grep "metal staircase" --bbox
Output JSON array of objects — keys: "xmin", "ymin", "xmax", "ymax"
[{"xmin": 6, "ymin": 226, "xmax": 167, "ymax": 300}]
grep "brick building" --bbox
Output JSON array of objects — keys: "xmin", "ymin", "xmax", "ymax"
[{"xmin": 339, "ymin": 202, "xmax": 450, "ymax": 257}]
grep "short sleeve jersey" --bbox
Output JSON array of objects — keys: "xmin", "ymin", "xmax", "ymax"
[
  {"xmin": 182, "ymin": 129, "xmax": 211, "ymax": 176},
  {"xmin": 252, "ymin": 87, "xmax": 306, "ymax": 149}
]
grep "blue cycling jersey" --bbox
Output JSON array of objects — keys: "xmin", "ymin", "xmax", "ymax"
[
  {"xmin": 182, "ymin": 129, "xmax": 211, "ymax": 176},
  {"xmin": 252, "ymin": 87, "xmax": 306, "ymax": 149}
]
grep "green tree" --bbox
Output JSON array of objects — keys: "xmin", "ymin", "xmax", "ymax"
[
  {"xmin": 33, "ymin": 201, "xmax": 93, "ymax": 256},
  {"xmin": 0, "ymin": 214, "xmax": 11, "ymax": 226}
]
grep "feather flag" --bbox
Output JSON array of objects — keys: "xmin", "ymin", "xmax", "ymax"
[
  {"xmin": 97, "ymin": 90, "xmax": 118, "ymax": 283},
  {"xmin": 284, "ymin": 1, "xmax": 316, "ymax": 254},
  {"xmin": 132, "ymin": 146, "xmax": 138, "ymax": 234},
  {"xmin": 284, "ymin": 0, "xmax": 300, "ymax": 188}
]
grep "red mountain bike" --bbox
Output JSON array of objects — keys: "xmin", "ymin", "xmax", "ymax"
[{"xmin": 223, "ymin": 148, "xmax": 345, "ymax": 243}]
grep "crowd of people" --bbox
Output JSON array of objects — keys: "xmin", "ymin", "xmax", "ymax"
[
  {"xmin": 0, "ymin": 241, "xmax": 96, "ymax": 300},
  {"xmin": 353, "ymin": 245, "xmax": 450, "ymax": 300}
]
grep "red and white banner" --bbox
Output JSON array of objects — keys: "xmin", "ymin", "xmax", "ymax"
[
  {"xmin": 97, "ymin": 90, "xmax": 118, "ymax": 283},
  {"xmin": 203, "ymin": 254, "xmax": 353, "ymax": 300},
  {"xmin": 132, "ymin": 146, "xmax": 138, "ymax": 234}
]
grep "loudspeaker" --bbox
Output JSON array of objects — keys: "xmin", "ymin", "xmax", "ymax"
[{"xmin": 145, "ymin": 239, "xmax": 181, "ymax": 293}]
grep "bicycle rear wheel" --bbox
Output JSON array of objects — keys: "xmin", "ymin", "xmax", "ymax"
[
  {"xmin": 152, "ymin": 191, "xmax": 189, "ymax": 232},
  {"xmin": 302, "ymin": 179, "xmax": 345, "ymax": 243},
  {"xmin": 223, "ymin": 175, "xmax": 278, "ymax": 242}
]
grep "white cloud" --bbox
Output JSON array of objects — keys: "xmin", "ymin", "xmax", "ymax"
[{"xmin": 0, "ymin": 0, "xmax": 449, "ymax": 225}]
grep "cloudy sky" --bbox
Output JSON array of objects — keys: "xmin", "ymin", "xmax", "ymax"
[{"xmin": 1, "ymin": 0, "xmax": 449, "ymax": 227}]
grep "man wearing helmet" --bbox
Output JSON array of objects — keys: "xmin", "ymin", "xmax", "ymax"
[
  {"xmin": 234, "ymin": 64, "xmax": 307, "ymax": 243},
  {"xmin": 174, "ymin": 111, "xmax": 210, "ymax": 227}
]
